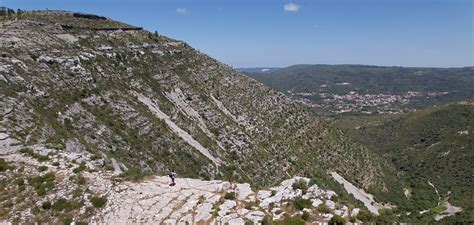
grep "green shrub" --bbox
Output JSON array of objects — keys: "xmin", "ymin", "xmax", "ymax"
[
  {"xmin": 329, "ymin": 215, "xmax": 346, "ymax": 225},
  {"xmin": 278, "ymin": 216, "xmax": 305, "ymax": 225},
  {"xmin": 318, "ymin": 204, "xmax": 331, "ymax": 214},
  {"xmin": 244, "ymin": 201, "xmax": 254, "ymax": 210},
  {"xmin": 52, "ymin": 162, "xmax": 60, "ymax": 167},
  {"xmin": 41, "ymin": 201, "xmax": 51, "ymax": 210},
  {"xmin": 302, "ymin": 211, "xmax": 310, "ymax": 221},
  {"xmin": 72, "ymin": 188, "xmax": 83, "ymax": 198},
  {"xmin": 15, "ymin": 179, "xmax": 24, "ymax": 186},
  {"xmin": 90, "ymin": 196, "xmax": 107, "ymax": 208},
  {"xmin": 28, "ymin": 172, "xmax": 55, "ymax": 196},
  {"xmin": 224, "ymin": 192, "xmax": 236, "ymax": 200},
  {"xmin": 75, "ymin": 175, "xmax": 86, "ymax": 185},
  {"xmin": 356, "ymin": 209, "xmax": 373, "ymax": 222},
  {"xmin": 375, "ymin": 208, "xmax": 396, "ymax": 224},
  {"xmin": 52, "ymin": 198, "xmax": 80, "ymax": 212},
  {"xmin": 292, "ymin": 179, "xmax": 308, "ymax": 194},
  {"xmin": 73, "ymin": 162, "xmax": 87, "ymax": 174},
  {"xmin": 38, "ymin": 165, "xmax": 48, "ymax": 172},
  {"xmin": 0, "ymin": 158, "xmax": 14, "ymax": 171},
  {"xmin": 293, "ymin": 197, "xmax": 312, "ymax": 210}
]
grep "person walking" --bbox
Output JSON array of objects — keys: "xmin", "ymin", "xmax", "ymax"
[{"xmin": 169, "ymin": 170, "xmax": 177, "ymax": 186}]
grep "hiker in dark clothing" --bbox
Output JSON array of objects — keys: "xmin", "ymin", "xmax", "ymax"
[{"xmin": 169, "ymin": 170, "xmax": 177, "ymax": 186}]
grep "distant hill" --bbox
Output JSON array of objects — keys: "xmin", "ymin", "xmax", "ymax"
[
  {"xmin": 245, "ymin": 64, "xmax": 474, "ymax": 114},
  {"xmin": 236, "ymin": 67, "xmax": 281, "ymax": 73},
  {"xmin": 335, "ymin": 101, "xmax": 473, "ymax": 223}
]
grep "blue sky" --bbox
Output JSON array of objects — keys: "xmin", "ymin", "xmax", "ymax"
[{"xmin": 2, "ymin": 0, "xmax": 473, "ymax": 68}]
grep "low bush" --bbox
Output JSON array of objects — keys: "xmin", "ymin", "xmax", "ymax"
[
  {"xmin": 90, "ymin": 196, "xmax": 107, "ymax": 208},
  {"xmin": 318, "ymin": 204, "xmax": 331, "ymax": 214},
  {"xmin": 41, "ymin": 201, "xmax": 51, "ymax": 210},
  {"xmin": 302, "ymin": 211, "xmax": 310, "ymax": 221},
  {"xmin": 356, "ymin": 209, "xmax": 373, "ymax": 222},
  {"xmin": 52, "ymin": 198, "xmax": 81, "ymax": 212},
  {"xmin": 73, "ymin": 162, "xmax": 87, "ymax": 174},
  {"xmin": 293, "ymin": 197, "xmax": 312, "ymax": 210},
  {"xmin": 278, "ymin": 216, "xmax": 305, "ymax": 225},
  {"xmin": 0, "ymin": 158, "xmax": 14, "ymax": 171},
  {"xmin": 292, "ymin": 179, "xmax": 308, "ymax": 194},
  {"xmin": 28, "ymin": 172, "xmax": 55, "ymax": 196},
  {"xmin": 329, "ymin": 215, "xmax": 346, "ymax": 225},
  {"xmin": 224, "ymin": 192, "xmax": 236, "ymax": 200},
  {"xmin": 38, "ymin": 165, "xmax": 48, "ymax": 172}
]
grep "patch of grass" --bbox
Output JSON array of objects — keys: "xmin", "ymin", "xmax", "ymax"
[
  {"xmin": 431, "ymin": 203, "xmax": 447, "ymax": 214},
  {"xmin": 19, "ymin": 148, "xmax": 49, "ymax": 162}
]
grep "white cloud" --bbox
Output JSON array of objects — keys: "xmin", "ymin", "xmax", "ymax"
[
  {"xmin": 284, "ymin": 3, "xmax": 301, "ymax": 13},
  {"xmin": 176, "ymin": 8, "xmax": 187, "ymax": 14}
]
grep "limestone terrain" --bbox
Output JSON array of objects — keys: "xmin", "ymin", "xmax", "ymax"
[
  {"xmin": 94, "ymin": 176, "xmax": 359, "ymax": 224},
  {"xmin": 0, "ymin": 10, "xmax": 409, "ymax": 223},
  {"xmin": 0, "ymin": 133, "xmax": 371, "ymax": 224}
]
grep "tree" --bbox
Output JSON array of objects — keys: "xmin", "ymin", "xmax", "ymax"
[
  {"xmin": 375, "ymin": 208, "xmax": 397, "ymax": 224},
  {"xmin": 356, "ymin": 209, "xmax": 373, "ymax": 222}
]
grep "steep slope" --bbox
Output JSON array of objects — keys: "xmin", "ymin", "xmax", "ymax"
[
  {"xmin": 342, "ymin": 101, "xmax": 473, "ymax": 223},
  {"xmin": 0, "ymin": 10, "xmax": 396, "ymax": 203},
  {"xmin": 246, "ymin": 64, "xmax": 474, "ymax": 114}
]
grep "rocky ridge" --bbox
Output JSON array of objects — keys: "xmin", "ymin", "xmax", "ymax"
[
  {"xmin": 0, "ymin": 133, "xmax": 368, "ymax": 224},
  {"xmin": 0, "ymin": 10, "xmax": 403, "ymax": 223}
]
